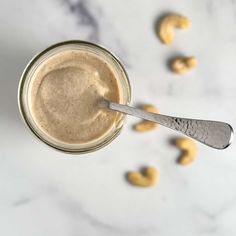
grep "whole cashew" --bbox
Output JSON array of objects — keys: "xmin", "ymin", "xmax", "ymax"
[
  {"xmin": 127, "ymin": 167, "xmax": 159, "ymax": 187},
  {"xmin": 133, "ymin": 104, "xmax": 159, "ymax": 132},
  {"xmin": 171, "ymin": 56, "xmax": 197, "ymax": 74},
  {"xmin": 159, "ymin": 14, "xmax": 191, "ymax": 45},
  {"xmin": 176, "ymin": 138, "xmax": 197, "ymax": 165}
]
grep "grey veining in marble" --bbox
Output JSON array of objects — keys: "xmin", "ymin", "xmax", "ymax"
[
  {"xmin": 65, "ymin": 0, "xmax": 100, "ymax": 42},
  {"xmin": 0, "ymin": 0, "xmax": 236, "ymax": 236}
]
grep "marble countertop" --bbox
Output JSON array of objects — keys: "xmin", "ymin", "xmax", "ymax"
[{"xmin": 1, "ymin": 0, "xmax": 236, "ymax": 235}]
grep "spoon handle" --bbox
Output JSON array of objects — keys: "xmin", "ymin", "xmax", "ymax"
[{"xmin": 107, "ymin": 101, "xmax": 233, "ymax": 149}]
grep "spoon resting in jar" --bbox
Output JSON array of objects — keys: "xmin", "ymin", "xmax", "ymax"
[{"xmin": 100, "ymin": 100, "xmax": 233, "ymax": 149}]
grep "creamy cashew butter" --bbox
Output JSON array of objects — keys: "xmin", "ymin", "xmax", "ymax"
[{"xmin": 29, "ymin": 49, "xmax": 121, "ymax": 144}]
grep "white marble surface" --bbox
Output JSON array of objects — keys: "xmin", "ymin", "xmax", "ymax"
[{"xmin": 0, "ymin": 0, "xmax": 236, "ymax": 235}]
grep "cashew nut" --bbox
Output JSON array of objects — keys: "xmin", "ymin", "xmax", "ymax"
[
  {"xmin": 142, "ymin": 104, "xmax": 159, "ymax": 113},
  {"xmin": 176, "ymin": 138, "xmax": 197, "ymax": 165},
  {"xmin": 127, "ymin": 167, "xmax": 159, "ymax": 187},
  {"xmin": 133, "ymin": 104, "xmax": 159, "ymax": 132},
  {"xmin": 159, "ymin": 14, "xmax": 191, "ymax": 45},
  {"xmin": 171, "ymin": 56, "xmax": 197, "ymax": 74}
]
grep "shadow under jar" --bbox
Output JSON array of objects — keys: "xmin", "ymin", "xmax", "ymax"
[{"xmin": 18, "ymin": 41, "xmax": 131, "ymax": 154}]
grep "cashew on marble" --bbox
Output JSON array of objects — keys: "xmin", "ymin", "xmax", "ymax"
[
  {"xmin": 133, "ymin": 104, "xmax": 159, "ymax": 132},
  {"xmin": 176, "ymin": 137, "xmax": 197, "ymax": 165},
  {"xmin": 158, "ymin": 14, "xmax": 191, "ymax": 45},
  {"xmin": 170, "ymin": 56, "xmax": 197, "ymax": 74},
  {"xmin": 127, "ymin": 167, "xmax": 159, "ymax": 187}
]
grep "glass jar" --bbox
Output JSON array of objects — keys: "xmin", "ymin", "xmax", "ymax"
[{"xmin": 18, "ymin": 41, "xmax": 131, "ymax": 154}]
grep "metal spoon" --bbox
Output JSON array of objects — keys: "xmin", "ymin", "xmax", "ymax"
[{"xmin": 101, "ymin": 100, "xmax": 233, "ymax": 149}]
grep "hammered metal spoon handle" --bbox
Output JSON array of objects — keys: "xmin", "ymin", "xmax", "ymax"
[{"xmin": 102, "ymin": 100, "xmax": 233, "ymax": 149}]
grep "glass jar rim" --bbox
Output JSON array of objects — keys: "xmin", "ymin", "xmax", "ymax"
[{"xmin": 18, "ymin": 40, "xmax": 131, "ymax": 154}]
